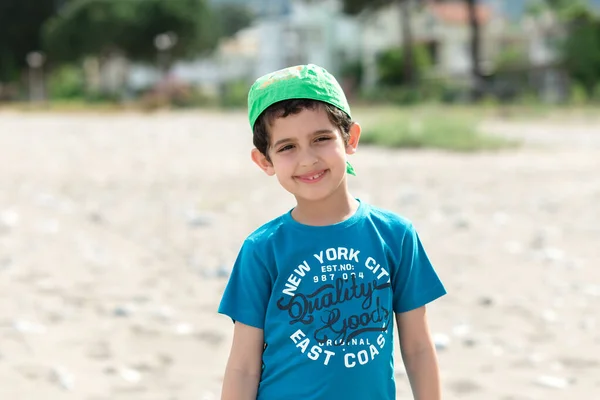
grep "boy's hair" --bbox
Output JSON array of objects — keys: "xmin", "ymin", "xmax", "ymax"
[{"xmin": 253, "ymin": 99, "xmax": 353, "ymax": 162}]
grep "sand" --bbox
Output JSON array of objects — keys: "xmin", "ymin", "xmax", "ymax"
[{"xmin": 0, "ymin": 109, "xmax": 598, "ymax": 399}]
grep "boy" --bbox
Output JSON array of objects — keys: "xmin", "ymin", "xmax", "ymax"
[{"xmin": 218, "ymin": 64, "xmax": 446, "ymax": 400}]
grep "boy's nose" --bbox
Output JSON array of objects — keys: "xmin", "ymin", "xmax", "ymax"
[{"xmin": 298, "ymin": 148, "xmax": 319, "ymax": 167}]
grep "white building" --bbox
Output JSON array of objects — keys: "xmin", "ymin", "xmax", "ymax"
[
  {"xmin": 359, "ymin": 0, "xmax": 510, "ymax": 89},
  {"xmin": 130, "ymin": 0, "xmax": 565, "ymax": 99},
  {"xmin": 129, "ymin": 0, "xmax": 361, "ymax": 92}
]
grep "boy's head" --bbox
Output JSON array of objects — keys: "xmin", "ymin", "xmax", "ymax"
[
  {"xmin": 252, "ymin": 99, "xmax": 353, "ymax": 162},
  {"xmin": 247, "ymin": 64, "xmax": 358, "ymax": 177},
  {"xmin": 246, "ymin": 64, "xmax": 360, "ymax": 202}
]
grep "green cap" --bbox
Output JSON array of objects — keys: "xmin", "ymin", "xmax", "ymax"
[{"xmin": 247, "ymin": 64, "xmax": 355, "ymax": 176}]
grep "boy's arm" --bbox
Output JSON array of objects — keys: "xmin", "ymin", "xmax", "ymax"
[
  {"xmin": 221, "ymin": 322, "xmax": 264, "ymax": 400},
  {"xmin": 396, "ymin": 306, "xmax": 442, "ymax": 400}
]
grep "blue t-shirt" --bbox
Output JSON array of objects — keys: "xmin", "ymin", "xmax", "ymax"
[{"xmin": 218, "ymin": 200, "xmax": 446, "ymax": 399}]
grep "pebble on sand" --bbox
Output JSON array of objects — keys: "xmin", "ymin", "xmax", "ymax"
[
  {"xmin": 13, "ymin": 319, "xmax": 47, "ymax": 335},
  {"xmin": 433, "ymin": 333, "xmax": 451, "ymax": 351},
  {"xmin": 0, "ymin": 209, "xmax": 19, "ymax": 229},
  {"xmin": 50, "ymin": 366, "xmax": 75, "ymax": 391},
  {"xmin": 119, "ymin": 367, "xmax": 142, "ymax": 384},
  {"xmin": 534, "ymin": 375, "xmax": 570, "ymax": 390}
]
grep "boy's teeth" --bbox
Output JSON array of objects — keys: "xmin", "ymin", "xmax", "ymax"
[{"xmin": 298, "ymin": 170, "xmax": 325, "ymax": 180}]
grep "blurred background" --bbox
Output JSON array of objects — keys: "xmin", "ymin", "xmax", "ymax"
[
  {"xmin": 0, "ymin": 1, "xmax": 599, "ymax": 399},
  {"xmin": 1, "ymin": 0, "xmax": 600, "ymax": 108}
]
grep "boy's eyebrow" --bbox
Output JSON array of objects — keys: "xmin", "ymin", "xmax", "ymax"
[
  {"xmin": 272, "ymin": 129, "xmax": 336, "ymax": 148},
  {"xmin": 312, "ymin": 129, "xmax": 336, "ymax": 135},
  {"xmin": 272, "ymin": 138, "xmax": 292, "ymax": 149}
]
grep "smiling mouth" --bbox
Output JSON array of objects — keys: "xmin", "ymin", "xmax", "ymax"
[{"xmin": 295, "ymin": 169, "xmax": 328, "ymax": 183}]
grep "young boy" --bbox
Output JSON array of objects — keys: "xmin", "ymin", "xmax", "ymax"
[{"xmin": 218, "ymin": 64, "xmax": 446, "ymax": 400}]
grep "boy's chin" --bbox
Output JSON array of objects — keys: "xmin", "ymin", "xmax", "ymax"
[{"xmin": 289, "ymin": 187, "xmax": 340, "ymax": 203}]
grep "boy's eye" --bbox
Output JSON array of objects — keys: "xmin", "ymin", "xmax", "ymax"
[
  {"xmin": 277, "ymin": 144, "xmax": 294, "ymax": 152},
  {"xmin": 315, "ymin": 136, "xmax": 331, "ymax": 142}
]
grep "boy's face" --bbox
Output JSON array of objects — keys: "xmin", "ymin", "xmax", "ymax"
[{"xmin": 251, "ymin": 106, "xmax": 360, "ymax": 202}]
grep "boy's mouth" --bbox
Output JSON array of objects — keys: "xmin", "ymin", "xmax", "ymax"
[{"xmin": 294, "ymin": 169, "xmax": 328, "ymax": 183}]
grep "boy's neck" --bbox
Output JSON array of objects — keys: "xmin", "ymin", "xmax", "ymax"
[{"xmin": 291, "ymin": 187, "xmax": 359, "ymax": 227}]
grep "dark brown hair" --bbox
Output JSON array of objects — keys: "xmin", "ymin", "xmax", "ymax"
[{"xmin": 253, "ymin": 99, "xmax": 352, "ymax": 162}]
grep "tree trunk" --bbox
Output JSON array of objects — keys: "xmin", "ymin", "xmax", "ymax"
[
  {"xmin": 466, "ymin": 0, "xmax": 483, "ymax": 99},
  {"xmin": 398, "ymin": 0, "xmax": 416, "ymax": 87}
]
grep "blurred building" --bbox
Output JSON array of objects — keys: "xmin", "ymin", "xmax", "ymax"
[
  {"xmin": 360, "ymin": 0, "xmax": 508, "ymax": 89},
  {"xmin": 167, "ymin": 0, "xmax": 511, "ymax": 91},
  {"xmin": 126, "ymin": 0, "xmax": 575, "ymax": 101},
  {"xmin": 129, "ymin": 0, "xmax": 360, "ymax": 94},
  {"xmin": 520, "ymin": 10, "xmax": 567, "ymax": 103}
]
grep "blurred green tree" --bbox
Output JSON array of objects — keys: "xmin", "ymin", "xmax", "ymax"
[
  {"xmin": 542, "ymin": 0, "xmax": 600, "ymax": 99},
  {"xmin": 561, "ymin": 8, "xmax": 600, "ymax": 97},
  {"xmin": 0, "ymin": 0, "xmax": 56, "ymax": 81},
  {"xmin": 42, "ymin": 0, "xmax": 219, "ymax": 65},
  {"xmin": 215, "ymin": 3, "xmax": 255, "ymax": 38},
  {"xmin": 377, "ymin": 45, "xmax": 431, "ymax": 86}
]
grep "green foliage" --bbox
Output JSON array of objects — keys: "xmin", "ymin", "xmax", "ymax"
[
  {"xmin": 340, "ymin": 60, "xmax": 364, "ymax": 86},
  {"xmin": 0, "ymin": 0, "xmax": 56, "ymax": 81},
  {"xmin": 361, "ymin": 87, "xmax": 426, "ymax": 105},
  {"xmin": 359, "ymin": 79, "xmax": 472, "ymax": 105},
  {"xmin": 495, "ymin": 44, "xmax": 529, "ymax": 72},
  {"xmin": 341, "ymin": 0, "xmax": 421, "ymax": 87},
  {"xmin": 43, "ymin": 0, "xmax": 219, "ymax": 64},
  {"xmin": 594, "ymin": 83, "xmax": 600, "ymax": 102},
  {"xmin": 0, "ymin": 56, "xmax": 19, "ymax": 84},
  {"xmin": 525, "ymin": 0, "xmax": 548, "ymax": 16},
  {"xmin": 562, "ymin": 10, "xmax": 600, "ymax": 98},
  {"xmin": 524, "ymin": 0, "xmax": 600, "ymax": 103},
  {"xmin": 545, "ymin": 0, "xmax": 589, "ymax": 19},
  {"xmin": 220, "ymin": 80, "xmax": 249, "ymax": 109},
  {"xmin": 341, "ymin": 0, "xmax": 394, "ymax": 15},
  {"xmin": 570, "ymin": 82, "xmax": 589, "ymax": 105},
  {"xmin": 215, "ymin": 4, "xmax": 255, "ymax": 38},
  {"xmin": 47, "ymin": 64, "xmax": 86, "ymax": 99},
  {"xmin": 358, "ymin": 108, "xmax": 520, "ymax": 151},
  {"xmin": 376, "ymin": 45, "xmax": 432, "ymax": 86}
]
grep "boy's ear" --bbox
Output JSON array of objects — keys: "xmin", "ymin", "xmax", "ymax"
[
  {"xmin": 251, "ymin": 148, "xmax": 275, "ymax": 176},
  {"xmin": 345, "ymin": 122, "xmax": 361, "ymax": 155}
]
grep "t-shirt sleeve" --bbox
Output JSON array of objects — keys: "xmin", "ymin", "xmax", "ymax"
[
  {"xmin": 392, "ymin": 223, "xmax": 446, "ymax": 313},
  {"xmin": 218, "ymin": 239, "xmax": 272, "ymax": 329}
]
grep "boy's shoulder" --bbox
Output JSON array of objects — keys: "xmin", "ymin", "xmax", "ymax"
[
  {"xmin": 243, "ymin": 213, "xmax": 287, "ymax": 247},
  {"xmin": 362, "ymin": 202, "xmax": 417, "ymax": 240},
  {"xmin": 364, "ymin": 202, "xmax": 414, "ymax": 226}
]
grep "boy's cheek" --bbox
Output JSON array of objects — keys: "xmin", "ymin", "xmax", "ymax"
[{"xmin": 267, "ymin": 159, "xmax": 285, "ymax": 177}]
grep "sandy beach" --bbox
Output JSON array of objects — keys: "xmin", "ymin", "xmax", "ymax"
[{"xmin": 0, "ymin": 109, "xmax": 598, "ymax": 400}]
